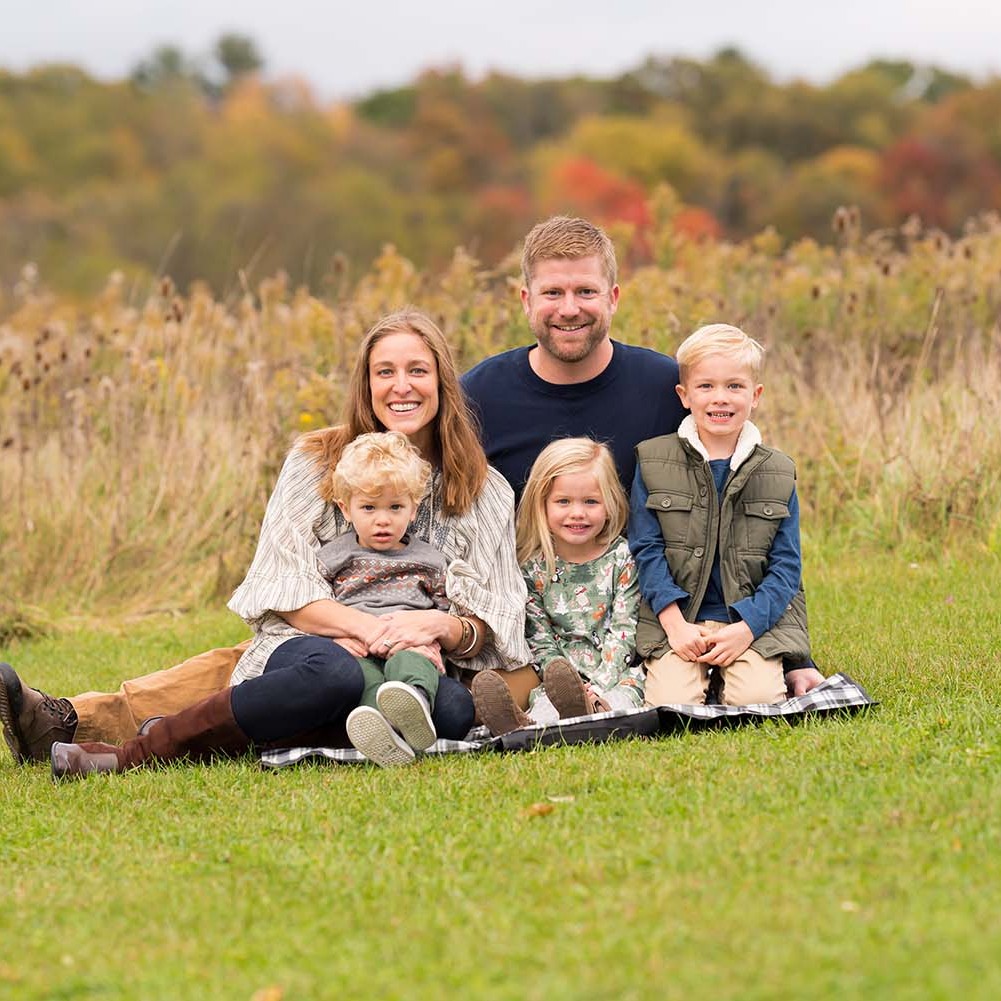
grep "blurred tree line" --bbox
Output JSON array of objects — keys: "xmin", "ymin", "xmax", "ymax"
[{"xmin": 1, "ymin": 36, "xmax": 1000, "ymax": 296}]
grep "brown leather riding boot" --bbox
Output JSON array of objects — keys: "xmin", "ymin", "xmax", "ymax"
[
  {"xmin": 50, "ymin": 742, "xmax": 121, "ymax": 777},
  {"xmin": 51, "ymin": 689, "xmax": 251, "ymax": 780}
]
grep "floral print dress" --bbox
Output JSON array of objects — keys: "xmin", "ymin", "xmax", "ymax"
[{"xmin": 522, "ymin": 536, "xmax": 644, "ymax": 708}]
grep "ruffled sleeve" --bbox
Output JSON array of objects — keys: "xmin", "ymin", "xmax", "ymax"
[
  {"xmin": 227, "ymin": 445, "xmax": 336, "ymax": 626},
  {"xmin": 443, "ymin": 467, "xmax": 531, "ymax": 672}
]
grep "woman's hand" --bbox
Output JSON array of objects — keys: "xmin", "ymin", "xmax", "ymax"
[
  {"xmin": 375, "ymin": 610, "xmax": 453, "ymax": 657},
  {"xmin": 282, "ymin": 600, "xmax": 391, "ymax": 652}
]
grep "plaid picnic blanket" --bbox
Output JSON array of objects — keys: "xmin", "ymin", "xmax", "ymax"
[{"xmin": 259, "ymin": 672, "xmax": 874, "ymax": 768}]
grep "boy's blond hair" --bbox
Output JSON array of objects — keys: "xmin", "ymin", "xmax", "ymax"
[
  {"xmin": 676, "ymin": 323, "xmax": 765, "ymax": 383},
  {"xmin": 516, "ymin": 437, "xmax": 628, "ymax": 576},
  {"xmin": 331, "ymin": 431, "xmax": 430, "ymax": 504},
  {"xmin": 521, "ymin": 216, "xmax": 617, "ymax": 288}
]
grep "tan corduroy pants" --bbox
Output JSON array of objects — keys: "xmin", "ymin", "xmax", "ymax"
[{"xmin": 71, "ymin": 641, "xmax": 250, "ymax": 742}]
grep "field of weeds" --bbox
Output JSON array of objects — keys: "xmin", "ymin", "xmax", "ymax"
[{"xmin": 2, "ymin": 213, "xmax": 1000, "ymax": 633}]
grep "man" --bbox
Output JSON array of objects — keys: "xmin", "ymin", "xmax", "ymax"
[{"xmin": 1, "ymin": 217, "xmax": 823, "ymax": 763}]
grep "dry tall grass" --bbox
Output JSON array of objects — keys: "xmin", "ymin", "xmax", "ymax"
[{"xmin": 2, "ymin": 213, "xmax": 1000, "ymax": 633}]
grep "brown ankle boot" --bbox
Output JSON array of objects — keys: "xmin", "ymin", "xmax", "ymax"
[
  {"xmin": 51, "ymin": 689, "xmax": 250, "ymax": 780},
  {"xmin": 0, "ymin": 662, "xmax": 78, "ymax": 764},
  {"xmin": 542, "ymin": 659, "xmax": 590, "ymax": 719},
  {"xmin": 471, "ymin": 670, "xmax": 532, "ymax": 736}
]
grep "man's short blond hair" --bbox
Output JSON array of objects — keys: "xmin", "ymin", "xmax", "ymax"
[
  {"xmin": 331, "ymin": 431, "xmax": 430, "ymax": 504},
  {"xmin": 676, "ymin": 323, "xmax": 766, "ymax": 383},
  {"xmin": 521, "ymin": 216, "xmax": 617, "ymax": 288}
]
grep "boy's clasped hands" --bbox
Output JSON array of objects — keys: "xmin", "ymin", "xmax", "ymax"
[{"xmin": 670, "ymin": 619, "xmax": 754, "ymax": 666}]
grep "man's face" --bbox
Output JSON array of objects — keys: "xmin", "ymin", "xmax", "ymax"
[{"xmin": 521, "ymin": 255, "xmax": 619, "ymax": 365}]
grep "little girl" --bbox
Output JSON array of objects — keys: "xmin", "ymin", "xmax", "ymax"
[{"xmin": 472, "ymin": 438, "xmax": 643, "ymax": 735}]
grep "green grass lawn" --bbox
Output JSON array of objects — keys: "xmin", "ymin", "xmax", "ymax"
[{"xmin": 2, "ymin": 545, "xmax": 1000, "ymax": 1001}]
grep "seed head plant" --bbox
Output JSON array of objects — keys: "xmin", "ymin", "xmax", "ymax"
[{"xmin": 1, "ymin": 207, "xmax": 999, "ymax": 632}]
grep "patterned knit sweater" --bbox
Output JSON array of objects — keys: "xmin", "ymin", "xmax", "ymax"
[{"xmin": 316, "ymin": 533, "xmax": 448, "ymax": 616}]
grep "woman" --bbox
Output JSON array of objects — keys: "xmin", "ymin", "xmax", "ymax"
[{"xmin": 12, "ymin": 310, "xmax": 531, "ymax": 776}]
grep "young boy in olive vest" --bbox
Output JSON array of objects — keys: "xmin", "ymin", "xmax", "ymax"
[{"xmin": 628, "ymin": 323, "xmax": 811, "ymax": 706}]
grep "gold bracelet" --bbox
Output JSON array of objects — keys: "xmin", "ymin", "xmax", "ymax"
[
  {"xmin": 453, "ymin": 616, "xmax": 480, "ymax": 658},
  {"xmin": 452, "ymin": 615, "xmax": 472, "ymax": 653}
]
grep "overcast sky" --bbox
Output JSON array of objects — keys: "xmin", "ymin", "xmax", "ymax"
[{"xmin": 3, "ymin": 1, "xmax": 1000, "ymax": 101}]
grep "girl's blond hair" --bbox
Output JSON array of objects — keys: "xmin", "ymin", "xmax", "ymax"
[
  {"xmin": 331, "ymin": 432, "xmax": 431, "ymax": 505},
  {"xmin": 516, "ymin": 437, "xmax": 627, "ymax": 576},
  {"xmin": 299, "ymin": 309, "xmax": 488, "ymax": 516}
]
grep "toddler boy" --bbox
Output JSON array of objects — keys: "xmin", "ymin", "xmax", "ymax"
[{"xmin": 320, "ymin": 432, "xmax": 451, "ymax": 764}]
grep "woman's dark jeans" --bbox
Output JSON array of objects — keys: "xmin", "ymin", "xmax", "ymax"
[
  {"xmin": 231, "ymin": 635, "xmax": 474, "ymax": 743},
  {"xmin": 429, "ymin": 675, "xmax": 475, "ymax": 740},
  {"xmin": 231, "ymin": 635, "xmax": 364, "ymax": 742}
]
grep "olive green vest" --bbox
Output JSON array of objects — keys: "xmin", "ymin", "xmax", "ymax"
[{"xmin": 635, "ymin": 434, "xmax": 811, "ymax": 662}]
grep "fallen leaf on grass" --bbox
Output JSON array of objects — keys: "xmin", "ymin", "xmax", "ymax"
[
  {"xmin": 252, "ymin": 986, "xmax": 284, "ymax": 1001},
  {"xmin": 840, "ymin": 900, "xmax": 859, "ymax": 912},
  {"xmin": 547, "ymin": 795, "xmax": 575, "ymax": 803},
  {"xmin": 522, "ymin": 802, "xmax": 555, "ymax": 818}
]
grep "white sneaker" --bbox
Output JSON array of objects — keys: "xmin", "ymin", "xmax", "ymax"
[
  {"xmin": 376, "ymin": 681, "xmax": 437, "ymax": 750},
  {"xmin": 346, "ymin": 706, "xmax": 415, "ymax": 767}
]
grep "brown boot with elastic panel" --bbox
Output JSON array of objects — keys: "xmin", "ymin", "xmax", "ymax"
[
  {"xmin": 51, "ymin": 688, "xmax": 250, "ymax": 780},
  {"xmin": 471, "ymin": 670, "xmax": 533, "ymax": 736},
  {"xmin": 0, "ymin": 662, "xmax": 78, "ymax": 764},
  {"xmin": 542, "ymin": 659, "xmax": 590, "ymax": 719}
]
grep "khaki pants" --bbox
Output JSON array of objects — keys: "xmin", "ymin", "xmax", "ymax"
[
  {"xmin": 71, "ymin": 641, "xmax": 251, "ymax": 742},
  {"xmin": 643, "ymin": 621, "xmax": 786, "ymax": 707},
  {"xmin": 72, "ymin": 643, "xmax": 541, "ymax": 742}
]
